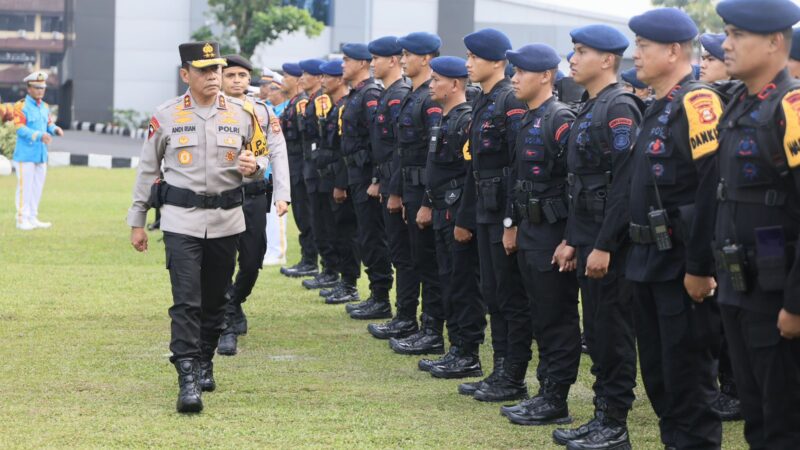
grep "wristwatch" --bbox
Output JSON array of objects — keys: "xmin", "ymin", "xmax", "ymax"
[
  {"xmin": 371, "ymin": 177, "xmax": 379, "ymax": 184},
  {"xmin": 503, "ymin": 217, "xmax": 514, "ymax": 229}
]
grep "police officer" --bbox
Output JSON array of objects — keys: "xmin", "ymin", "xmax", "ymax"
[
  {"xmin": 315, "ymin": 59, "xmax": 361, "ymax": 305},
  {"xmin": 789, "ymin": 28, "xmax": 800, "ymax": 79},
  {"xmin": 416, "ymin": 56, "xmax": 484, "ymax": 379},
  {"xmin": 711, "ymin": 0, "xmax": 800, "ymax": 447},
  {"xmin": 280, "ymin": 62, "xmax": 319, "ymax": 278},
  {"xmin": 128, "ymin": 42, "xmax": 264, "ymax": 413},
  {"xmin": 353, "ymin": 37, "xmax": 419, "ymax": 326},
  {"xmin": 455, "ymin": 28, "xmax": 528, "ymax": 401},
  {"xmin": 495, "ymin": 44, "xmax": 579, "ymax": 416},
  {"xmin": 626, "ymin": 9, "xmax": 723, "ymax": 448},
  {"xmin": 299, "ymin": 58, "xmax": 341, "ymax": 290},
  {"xmin": 387, "ymin": 32, "xmax": 446, "ymax": 356},
  {"xmin": 216, "ymin": 54, "xmax": 290, "ymax": 356},
  {"xmin": 336, "ymin": 43, "xmax": 394, "ymax": 308},
  {"xmin": 550, "ymin": 25, "xmax": 642, "ymax": 449}
]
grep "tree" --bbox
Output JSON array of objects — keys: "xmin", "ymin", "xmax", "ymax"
[
  {"xmin": 652, "ymin": 0, "xmax": 724, "ymax": 33},
  {"xmin": 191, "ymin": 0, "xmax": 325, "ymax": 60}
]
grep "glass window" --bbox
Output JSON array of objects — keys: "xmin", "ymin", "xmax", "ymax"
[
  {"xmin": 40, "ymin": 52, "xmax": 63, "ymax": 68},
  {"xmin": 0, "ymin": 13, "xmax": 36, "ymax": 32},
  {"xmin": 281, "ymin": 0, "xmax": 331, "ymax": 25},
  {"xmin": 41, "ymin": 15, "xmax": 64, "ymax": 33}
]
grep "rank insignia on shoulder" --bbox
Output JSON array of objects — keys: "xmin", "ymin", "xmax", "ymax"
[
  {"xmin": 781, "ymin": 89, "xmax": 800, "ymax": 168},
  {"xmin": 148, "ymin": 117, "xmax": 160, "ymax": 140},
  {"xmin": 683, "ymin": 88, "xmax": 723, "ymax": 160}
]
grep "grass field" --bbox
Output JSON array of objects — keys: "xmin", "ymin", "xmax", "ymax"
[{"xmin": 0, "ymin": 167, "xmax": 746, "ymax": 449}]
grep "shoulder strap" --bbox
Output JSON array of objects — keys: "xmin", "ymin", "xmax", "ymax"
[
  {"xmin": 762, "ymin": 78, "xmax": 800, "ymax": 177},
  {"xmin": 588, "ymin": 86, "xmax": 644, "ymax": 154},
  {"xmin": 542, "ymin": 100, "xmax": 572, "ymax": 159}
]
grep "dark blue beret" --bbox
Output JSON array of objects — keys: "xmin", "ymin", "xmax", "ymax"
[
  {"xmin": 692, "ymin": 64, "xmax": 701, "ymax": 80},
  {"xmin": 621, "ymin": 67, "xmax": 647, "ymax": 90},
  {"xmin": 556, "ymin": 70, "xmax": 566, "ymax": 82},
  {"xmin": 299, "ymin": 58, "xmax": 326, "ymax": 76},
  {"xmin": 792, "ymin": 28, "xmax": 800, "ymax": 60},
  {"xmin": 717, "ymin": 0, "xmax": 800, "ymax": 34},
  {"xmin": 570, "ymin": 24, "xmax": 629, "ymax": 55},
  {"xmin": 319, "ymin": 59, "xmax": 343, "ymax": 77},
  {"xmin": 505, "ymin": 63, "xmax": 514, "ymax": 78},
  {"xmin": 464, "ymin": 28, "xmax": 512, "ymax": 61},
  {"xmin": 629, "ymin": 8, "xmax": 698, "ymax": 43},
  {"xmin": 566, "ymin": 51, "xmax": 575, "ymax": 63},
  {"xmin": 368, "ymin": 36, "xmax": 402, "ymax": 57},
  {"xmin": 430, "ymin": 56, "xmax": 468, "ymax": 78},
  {"xmin": 282, "ymin": 62, "xmax": 303, "ymax": 77},
  {"xmin": 699, "ymin": 33, "xmax": 725, "ymax": 61},
  {"xmin": 398, "ymin": 32, "xmax": 441, "ymax": 55},
  {"xmin": 506, "ymin": 43, "xmax": 560, "ymax": 72},
  {"xmin": 342, "ymin": 43, "xmax": 372, "ymax": 61}
]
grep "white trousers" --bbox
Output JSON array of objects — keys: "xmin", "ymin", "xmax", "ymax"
[
  {"xmin": 264, "ymin": 203, "xmax": 287, "ymax": 262},
  {"xmin": 13, "ymin": 161, "xmax": 47, "ymax": 224}
]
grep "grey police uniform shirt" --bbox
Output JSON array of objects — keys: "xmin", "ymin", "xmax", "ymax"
[
  {"xmin": 127, "ymin": 90, "xmax": 263, "ymax": 239},
  {"xmin": 245, "ymin": 95, "xmax": 291, "ymax": 205}
]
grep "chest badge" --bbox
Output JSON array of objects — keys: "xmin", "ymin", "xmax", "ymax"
[
  {"xmin": 177, "ymin": 150, "xmax": 192, "ymax": 165},
  {"xmin": 225, "ymin": 150, "xmax": 236, "ymax": 161}
]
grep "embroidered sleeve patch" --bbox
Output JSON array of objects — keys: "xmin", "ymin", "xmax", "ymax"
[
  {"xmin": 270, "ymin": 116, "xmax": 281, "ymax": 134},
  {"xmin": 426, "ymin": 107, "xmax": 443, "ymax": 115},
  {"xmin": 462, "ymin": 140, "xmax": 471, "ymax": 161},
  {"xmin": 555, "ymin": 123, "xmax": 570, "ymax": 143},
  {"xmin": 781, "ymin": 89, "xmax": 800, "ymax": 168},
  {"xmin": 388, "ymin": 99, "xmax": 401, "ymax": 106},
  {"xmin": 366, "ymin": 100, "xmax": 378, "ymax": 108},
  {"xmin": 148, "ymin": 116, "xmax": 160, "ymax": 140},
  {"xmin": 296, "ymin": 99, "xmax": 308, "ymax": 115},
  {"xmin": 507, "ymin": 108, "xmax": 525, "ymax": 117},
  {"xmin": 683, "ymin": 88, "xmax": 723, "ymax": 160},
  {"xmin": 609, "ymin": 117, "xmax": 633, "ymax": 129},
  {"xmin": 315, "ymin": 95, "xmax": 331, "ymax": 118}
]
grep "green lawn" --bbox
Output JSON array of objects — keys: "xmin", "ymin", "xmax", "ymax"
[{"xmin": 0, "ymin": 167, "xmax": 745, "ymax": 449}]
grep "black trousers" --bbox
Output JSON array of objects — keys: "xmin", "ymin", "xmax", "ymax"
[
  {"xmin": 350, "ymin": 182, "xmax": 392, "ymax": 297},
  {"xmin": 227, "ymin": 193, "xmax": 268, "ymax": 304},
  {"xmin": 309, "ymin": 191, "xmax": 338, "ymax": 272},
  {"xmin": 405, "ymin": 200, "xmax": 442, "ymax": 321},
  {"xmin": 382, "ymin": 196, "xmax": 420, "ymax": 320},
  {"xmin": 518, "ymin": 248, "xmax": 580, "ymax": 381},
  {"xmin": 576, "ymin": 245, "xmax": 637, "ymax": 411},
  {"xmin": 290, "ymin": 179, "xmax": 317, "ymax": 264},
  {"xmin": 720, "ymin": 304, "xmax": 800, "ymax": 450},
  {"xmin": 331, "ymin": 193, "xmax": 360, "ymax": 283},
  {"xmin": 632, "ymin": 279, "xmax": 722, "ymax": 449},
  {"xmin": 433, "ymin": 215, "xmax": 485, "ymax": 350},
  {"xmin": 163, "ymin": 231, "xmax": 239, "ymax": 362}
]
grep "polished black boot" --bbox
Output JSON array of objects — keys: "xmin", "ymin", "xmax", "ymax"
[
  {"xmin": 349, "ymin": 297, "xmax": 392, "ymax": 320},
  {"xmin": 566, "ymin": 407, "xmax": 631, "ymax": 450},
  {"xmin": 711, "ymin": 376, "xmax": 742, "ymax": 421},
  {"xmin": 506, "ymin": 379, "xmax": 572, "ymax": 425},
  {"xmin": 302, "ymin": 269, "xmax": 339, "ymax": 289},
  {"xmin": 325, "ymin": 281, "xmax": 359, "ymax": 304},
  {"xmin": 553, "ymin": 397, "xmax": 607, "ymax": 444},
  {"xmin": 430, "ymin": 346, "xmax": 483, "ymax": 379},
  {"xmin": 199, "ymin": 343, "xmax": 217, "ymax": 392},
  {"xmin": 320, "ymin": 280, "xmax": 343, "ymax": 298},
  {"xmin": 500, "ymin": 378, "xmax": 550, "ymax": 417},
  {"xmin": 345, "ymin": 295, "xmax": 375, "ymax": 313},
  {"xmin": 174, "ymin": 358, "xmax": 203, "ymax": 413},
  {"xmin": 473, "ymin": 360, "xmax": 529, "ymax": 402},
  {"xmin": 459, "ymin": 356, "xmax": 504, "ymax": 396},
  {"xmin": 281, "ymin": 259, "xmax": 318, "ymax": 278},
  {"xmin": 419, "ymin": 346, "xmax": 459, "ymax": 372},
  {"xmin": 217, "ymin": 332, "xmax": 238, "ymax": 356},
  {"xmin": 389, "ymin": 316, "xmax": 444, "ymax": 355},
  {"xmin": 368, "ymin": 316, "xmax": 418, "ymax": 339}
]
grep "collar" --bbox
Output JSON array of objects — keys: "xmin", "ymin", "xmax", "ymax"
[
  {"xmin": 183, "ymin": 90, "xmax": 228, "ymax": 110},
  {"xmin": 26, "ymin": 95, "xmax": 42, "ymax": 106},
  {"xmin": 665, "ymin": 73, "xmax": 695, "ymax": 102},
  {"xmin": 354, "ymin": 77, "xmax": 375, "ymax": 90},
  {"xmin": 751, "ymin": 68, "xmax": 789, "ymax": 101},
  {"xmin": 522, "ymin": 95, "xmax": 556, "ymax": 125}
]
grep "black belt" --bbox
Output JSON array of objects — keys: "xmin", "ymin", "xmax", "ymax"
[
  {"xmin": 716, "ymin": 182, "xmax": 787, "ymax": 206},
  {"xmin": 243, "ymin": 179, "xmax": 269, "ymax": 196},
  {"xmin": 474, "ymin": 167, "xmax": 510, "ymax": 181},
  {"xmin": 515, "ymin": 195, "xmax": 569, "ymax": 224},
  {"xmin": 342, "ymin": 148, "xmax": 371, "ymax": 168},
  {"xmin": 377, "ymin": 161, "xmax": 392, "ymax": 180},
  {"xmin": 513, "ymin": 179, "xmax": 565, "ymax": 193},
  {"xmin": 402, "ymin": 166, "xmax": 427, "ymax": 186},
  {"xmin": 161, "ymin": 183, "xmax": 243, "ymax": 210},
  {"xmin": 629, "ymin": 223, "xmax": 656, "ymax": 244}
]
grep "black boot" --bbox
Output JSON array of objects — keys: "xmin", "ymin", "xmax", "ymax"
[
  {"xmin": 419, "ymin": 346, "xmax": 459, "ymax": 372},
  {"xmin": 500, "ymin": 378, "xmax": 551, "ymax": 417},
  {"xmin": 566, "ymin": 407, "xmax": 631, "ymax": 450},
  {"xmin": 302, "ymin": 269, "xmax": 339, "ymax": 289},
  {"xmin": 711, "ymin": 378, "xmax": 742, "ymax": 421},
  {"xmin": 506, "ymin": 379, "xmax": 571, "ymax": 425},
  {"xmin": 222, "ymin": 291, "xmax": 247, "ymax": 336},
  {"xmin": 553, "ymin": 397, "xmax": 607, "ymax": 444},
  {"xmin": 367, "ymin": 316, "xmax": 418, "ymax": 340},
  {"xmin": 320, "ymin": 280, "xmax": 343, "ymax": 298},
  {"xmin": 199, "ymin": 343, "xmax": 217, "ymax": 392},
  {"xmin": 459, "ymin": 356, "xmax": 504, "ymax": 396},
  {"xmin": 325, "ymin": 281, "xmax": 359, "ymax": 304},
  {"xmin": 430, "ymin": 346, "xmax": 483, "ymax": 379},
  {"xmin": 281, "ymin": 259, "xmax": 318, "ymax": 278},
  {"xmin": 217, "ymin": 332, "xmax": 238, "ymax": 356},
  {"xmin": 345, "ymin": 295, "xmax": 375, "ymax": 313},
  {"xmin": 473, "ymin": 360, "xmax": 529, "ymax": 402},
  {"xmin": 174, "ymin": 358, "xmax": 202, "ymax": 413},
  {"xmin": 349, "ymin": 297, "xmax": 392, "ymax": 320},
  {"xmin": 389, "ymin": 316, "xmax": 444, "ymax": 355}
]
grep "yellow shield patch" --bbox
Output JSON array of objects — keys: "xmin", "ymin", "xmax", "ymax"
[
  {"xmin": 782, "ymin": 89, "xmax": 800, "ymax": 168},
  {"xmin": 683, "ymin": 88, "xmax": 723, "ymax": 160}
]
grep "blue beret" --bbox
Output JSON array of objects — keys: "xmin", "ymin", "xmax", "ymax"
[
  {"xmin": 505, "ymin": 63, "xmax": 514, "ymax": 78},
  {"xmin": 556, "ymin": 70, "xmax": 566, "ymax": 82},
  {"xmin": 621, "ymin": 67, "xmax": 647, "ymax": 90},
  {"xmin": 342, "ymin": 43, "xmax": 372, "ymax": 61},
  {"xmin": 506, "ymin": 43, "xmax": 560, "ymax": 72},
  {"xmin": 282, "ymin": 62, "xmax": 303, "ymax": 77},
  {"xmin": 368, "ymin": 36, "xmax": 402, "ymax": 57},
  {"xmin": 430, "ymin": 56, "xmax": 468, "ymax": 78},
  {"xmin": 699, "ymin": 33, "xmax": 726, "ymax": 61},
  {"xmin": 319, "ymin": 59, "xmax": 343, "ymax": 77},
  {"xmin": 570, "ymin": 24, "xmax": 629, "ymax": 55},
  {"xmin": 398, "ymin": 32, "xmax": 441, "ymax": 55},
  {"xmin": 464, "ymin": 28, "xmax": 512, "ymax": 61},
  {"xmin": 629, "ymin": 8, "xmax": 698, "ymax": 43},
  {"xmin": 717, "ymin": 0, "xmax": 800, "ymax": 34},
  {"xmin": 566, "ymin": 51, "xmax": 575, "ymax": 63},
  {"xmin": 299, "ymin": 58, "xmax": 326, "ymax": 76},
  {"xmin": 792, "ymin": 28, "xmax": 800, "ymax": 60},
  {"xmin": 692, "ymin": 64, "xmax": 701, "ymax": 80}
]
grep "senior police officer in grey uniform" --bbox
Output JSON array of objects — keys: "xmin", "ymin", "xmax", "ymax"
[
  {"xmin": 128, "ymin": 42, "xmax": 265, "ymax": 413},
  {"xmin": 710, "ymin": 0, "xmax": 800, "ymax": 447},
  {"xmin": 217, "ymin": 54, "xmax": 290, "ymax": 356}
]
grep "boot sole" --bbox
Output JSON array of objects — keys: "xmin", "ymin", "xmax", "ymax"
[
  {"xmin": 507, "ymin": 414, "xmax": 573, "ymax": 426},
  {"xmin": 430, "ymin": 369, "xmax": 484, "ymax": 379},
  {"xmin": 282, "ymin": 271, "xmax": 318, "ymax": 278},
  {"xmin": 176, "ymin": 401, "xmax": 203, "ymax": 413},
  {"xmin": 200, "ymin": 384, "xmax": 216, "ymax": 392},
  {"xmin": 217, "ymin": 349, "xmax": 237, "ymax": 356},
  {"xmin": 566, "ymin": 441, "xmax": 631, "ymax": 450},
  {"xmin": 367, "ymin": 328, "xmax": 418, "ymax": 340},
  {"xmin": 325, "ymin": 298, "xmax": 359, "ymax": 305}
]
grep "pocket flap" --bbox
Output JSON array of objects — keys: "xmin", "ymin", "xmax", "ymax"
[
  {"xmin": 171, "ymin": 133, "xmax": 198, "ymax": 149},
  {"xmin": 217, "ymin": 134, "xmax": 242, "ymax": 148}
]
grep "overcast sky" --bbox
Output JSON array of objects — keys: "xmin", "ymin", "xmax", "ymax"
[{"xmin": 533, "ymin": 0, "xmax": 800, "ymax": 20}]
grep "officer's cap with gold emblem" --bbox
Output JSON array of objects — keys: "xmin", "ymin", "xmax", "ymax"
[
  {"xmin": 179, "ymin": 42, "xmax": 227, "ymax": 69},
  {"xmin": 23, "ymin": 71, "xmax": 48, "ymax": 88}
]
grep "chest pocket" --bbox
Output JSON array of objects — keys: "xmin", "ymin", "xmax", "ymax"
[
  {"xmin": 398, "ymin": 111, "xmax": 417, "ymax": 143},
  {"xmin": 216, "ymin": 134, "xmax": 241, "ymax": 167},
  {"xmin": 376, "ymin": 103, "xmax": 396, "ymax": 141},
  {"xmin": 169, "ymin": 133, "xmax": 198, "ymax": 166},
  {"xmin": 477, "ymin": 113, "xmax": 505, "ymax": 155},
  {"xmin": 729, "ymin": 107, "xmax": 779, "ymax": 188},
  {"xmin": 282, "ymin": 110, "xmax": 298, "ymax": 140},
  {"xmin": 643, "ymin": 106, "xmax": 678, "ymax": 186}
]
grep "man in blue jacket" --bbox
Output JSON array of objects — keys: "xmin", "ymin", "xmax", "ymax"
[{"xmin": 12, "ymin": 71, "xmax": 63, "ymax": 230}]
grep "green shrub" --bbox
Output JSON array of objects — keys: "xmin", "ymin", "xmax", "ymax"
[{"xmin": 0, "ymin": 121, "xmax": 16, "ymax": 159}]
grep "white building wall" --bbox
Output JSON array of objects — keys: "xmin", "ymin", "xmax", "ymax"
[
  {"xmin": 370, "ymin": 0, "xmax": 438, "ymax": 38},
  {"xmin": 252, "ymin": 27, "xmax": 333, "ymax": 71}
]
